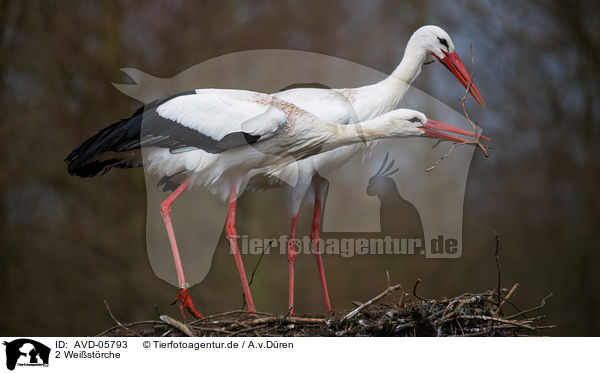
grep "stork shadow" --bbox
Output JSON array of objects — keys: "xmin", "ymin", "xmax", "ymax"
[{"xmin": 366, "ymin": 154, "xmax": 424, "ymax": 241}]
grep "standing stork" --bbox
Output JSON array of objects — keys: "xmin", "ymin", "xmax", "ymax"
[
  {"xmin": 65, "ymin": 88, "xmax": 487, "ymax": 318},
  {"xmin": 251, "ymin": 25, "xmax": 486, "ymax": 314}
]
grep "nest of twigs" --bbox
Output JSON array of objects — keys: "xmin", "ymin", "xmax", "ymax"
[{"xmin": 99, "ymin": 280, "xmax": 554, "ymax": 337}]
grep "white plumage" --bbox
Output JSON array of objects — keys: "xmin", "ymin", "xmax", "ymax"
[
  {"xmin": 65, "ymin": 24, "xmax": 486, "ymax": 318},
  {"xmin": 264, "ymin": 25, "xmax": 485, "ymax": 211},
  {"xmin": 142, "ymin": 92, "xmax": 448, "ymax": 200},
  {"xmin": 249, "ymin": 25, "xmax": 486, "ymax": 313},
  {"xmin": 66, "ymin": 86, "xmax": 484, "ymax": 319}
]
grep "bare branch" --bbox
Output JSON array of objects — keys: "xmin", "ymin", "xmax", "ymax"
[
  {"xmin": 495, "ymin": 282, "xmax": 520, "ymax": 316},
  {"xmin": 412, "ymin": 278, "xmax": 430, "ymax": 301},
  {"xmin": 494, "ymin": 231, "xmax": 502, "ymax": 309},
  {"xmin": 160, "ymin": 314, "xmax": 195, "ymax": 337},
  {"xmin": 506, "ymin": 293, "xmax": 554, "ymax": 320},
  {"xmin": 344, "ymin": 283, "xmax": 403, "ymax": 320},
  {"xmin": 426, "ymin": 45, "xmax": 489, "ymax": 171},
  {"xmin": 103, "ymin": 300, "xmax": 141, "ymax": 337}
]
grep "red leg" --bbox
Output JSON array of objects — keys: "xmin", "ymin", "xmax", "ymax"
[
  {"xmin": 310, "ymin": 199, "xmax": 331, "ymax": 313},
  {"xmin": 160, "ymin": 178, "xmax": 203, "ymax": 319},
  {"xmin": 226, "ymin": 185, "xmax": 256, "ymax": 314},
  {"xmin": 287, "ymin": 215, "xmax": 298, "ymax": 314}
]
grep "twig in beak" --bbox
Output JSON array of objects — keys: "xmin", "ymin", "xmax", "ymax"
[
  {"xmin": 426, "ymin": 143, "xmax": 459, "ymax": 172},
  {"xmin": 426, "ymin": 45, "xmax": 489, "ymax": 172},
  {"xmin": 459, "ymin": 45, "xmax": 488, "ymax": 157}
]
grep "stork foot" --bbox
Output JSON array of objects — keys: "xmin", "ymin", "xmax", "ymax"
[{"xmin": 171, "ymin": 289, "xmax": 204, "ymax": 320}]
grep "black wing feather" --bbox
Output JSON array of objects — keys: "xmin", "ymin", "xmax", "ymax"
[{"xmin": 65, "ymin": 90, "xmax": 260, "ymax": 177}]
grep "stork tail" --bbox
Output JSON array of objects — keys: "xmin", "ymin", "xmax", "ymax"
[{"xmin": 64, "ymin": 110, "xmax": 144, "ymax": 177}]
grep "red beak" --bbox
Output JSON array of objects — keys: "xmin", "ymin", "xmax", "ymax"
[
  {"xmin": 432, "ymin": 51, "xmax": 486, "ymax": 107},
  {"xmin": 420, "ymin": 119, "xmax": 491, "ymax": 143}
]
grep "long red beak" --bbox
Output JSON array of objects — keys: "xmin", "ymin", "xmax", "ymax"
[
  {"xmin": 420, "ymin": 119, "xmax": 491, "ymax": 143},
  {"xmin": 432, "ymin": 51, "xmax": 486, "ymax": 107}
]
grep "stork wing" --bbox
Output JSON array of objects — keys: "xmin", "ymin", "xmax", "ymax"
[
  {"xmin": 65, "ymin": 89, "xmax": 290, "ymax": 177},
  {"xmin": 140, "ymin": 89, "xmax": 288, "ymax": 153}
]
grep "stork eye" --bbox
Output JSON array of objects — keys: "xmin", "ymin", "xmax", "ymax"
[
  {"xmin": 408, "ymin": 117, "xmax": 421, "ymax": 123},
  {"xmin": 437, "ymin": 37, "xmax": 449, "ymax": 48}
]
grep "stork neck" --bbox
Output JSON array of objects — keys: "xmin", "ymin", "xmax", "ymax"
[
  {"xmin": 322, "ymin": 114, "xmax": 408, "ymax": 150},
  {"xmin": 349, "ymin": 43, "xmax": 426, "ymax": 120},
  {"xmin": 387, "ymin": 42, "xmax": 427, "ymax": 86}
]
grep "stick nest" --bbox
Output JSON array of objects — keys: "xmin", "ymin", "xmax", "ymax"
[{"xmin": 99, "ymin": 281, "xmax": 554, "ymax": 337}]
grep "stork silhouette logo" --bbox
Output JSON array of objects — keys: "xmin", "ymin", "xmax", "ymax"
[
  {"xmin": 3, "ymin": 339, "xmax": 50, "ymax": 370},
  {"xmin": 112, "ymin": 49, "xmax": 481, "ymax": 288}
]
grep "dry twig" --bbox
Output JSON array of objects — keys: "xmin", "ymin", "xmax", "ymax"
[
  {"xmin": 241, "ymin": 241, "xmax": 270, "ymax": 309},
  {"xmin": 160, "ymin": 314, "xmax": 195, "ymax": 337},
  {"xmin": 103, "ymin": 300, "xmax": 141, "ymax": 337},
  {"xmin": 97, "ymin": 320, "xmax": 162, "ymax": 337},
  {"xmin": 343, "ymin": 283, "xmax": 403, "ymax": 320},
  {"xmin": 412, "ymin": 278, "xmax": 430, "ymax": 301},
  {"xmin": 494, "ymin": 231, "xmax": 502, "ymax": 309},
  {"xmin": 495, "ymin": 282, "xmax": 520, "ymax": 316},
  {"xmin": 506, "ymin": 293, "xmax": 554, "ymax": 320},
  {"xmin": 426, "ymin": 45, "xmax": 489, "ymax": 172}
]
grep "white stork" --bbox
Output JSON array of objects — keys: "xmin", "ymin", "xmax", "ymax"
[
  {"xmin": 249, "ymin": 25, "xmax": 486, "ymax": 314},
  {"xmin": 65, "ymin": 88, "xmax": 486, "ymax": 318}
]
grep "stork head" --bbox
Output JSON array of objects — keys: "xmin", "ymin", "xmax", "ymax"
[
  {"xmin": 411, "ymin": 25, "xmax": 456, "ymax": 58},
  {"xmin": 384, "ymin": 109, "xmax": 491, "ymax": 143},
  {"xmin": 384, "ymin": 109, "xmax": 429, "ymax": 137},
  {"xmin": 409, "ymin": 25, "xmax": 486, "ymax": 107}
]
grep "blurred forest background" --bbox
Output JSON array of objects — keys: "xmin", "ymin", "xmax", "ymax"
[{"xmin": 1, "ymin": 0, "xmax": 599, "ymax": 336}]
